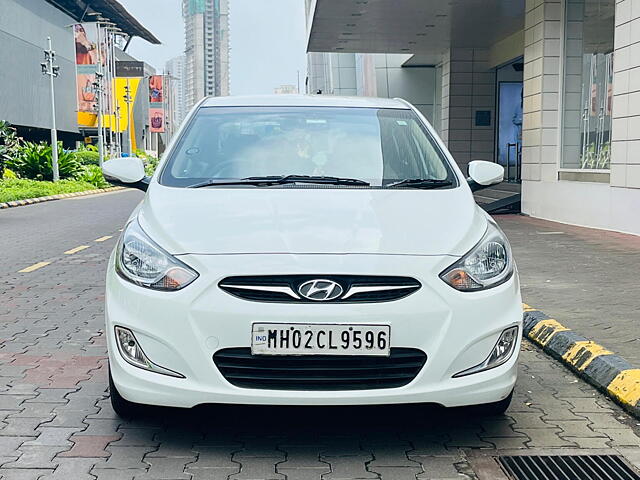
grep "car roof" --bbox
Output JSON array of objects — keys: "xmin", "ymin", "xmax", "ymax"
[{"xmin": 200, "ymin": 95, "xmax": 410, "ymax": 109}]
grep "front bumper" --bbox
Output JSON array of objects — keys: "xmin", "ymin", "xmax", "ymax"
[{"xmin": 106, "ymin": 252, "xmax": 522, "ymax": 408}]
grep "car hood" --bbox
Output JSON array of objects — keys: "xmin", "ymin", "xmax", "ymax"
[{"xmin": 137, "ymin": 184, "xmax": 487, "ymax": 257}]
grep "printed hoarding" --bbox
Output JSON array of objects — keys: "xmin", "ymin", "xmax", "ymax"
[
  {"xmin": 116, "ymin": 61, "xmax": 144, "ymax": 78},
  {"xmin": 74, "ymin": 24, "xmax": 99, "ymax": 114},
  {"xmin": 149, "ymin": 75, "xmax": 165, "ymax": 133}
]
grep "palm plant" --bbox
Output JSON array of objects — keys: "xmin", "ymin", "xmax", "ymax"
[
  {"xmin": 7, "ymin": 141, "xmax": 81, "ymax": 181},
  {"xmin": 0, "ymin": 120, "xmax": 21, "ymax": 179}
]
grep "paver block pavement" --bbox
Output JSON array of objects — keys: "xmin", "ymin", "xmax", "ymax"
[
  {"xmin": 186, "ymin": 467, "xmax": 241, "ymax": 480},
  {"xmin": 277, "ymin": 446, "xmax": 330, "ymax": 469},
  {"xmin": 320, "ymin": 455, "xmax": 378, "ymax": 480},
  {"xmin": 1, "ymin": 193, "xmax": 640, "ymax": 479},
  {"xmin": 409, "ymin": 456, "xmax": 465, "ymax": 479},
  {"xmin": 22, "ymin": 427, "xmax": 80, "ymax": 446},
  {"xmin": 276, "ymin": 468, "xmax": 329, "ymax": 480},
  {"xmin": 101, "ymin": 446, "xmax": 157, "ymax": 469},
  {"xmin": 229, "ymin": 456, "xmax": 286, "ymax": 480},
  {"xmin": 187, "ymin": 446, "xmax": 239, "ymax": 468},
  {"xmin": 0, "ymin": 417, "xmax": 42, "ymax": 437},
  {"xmin": 514, "ymin": 427, "xmax": 577, "ymax": 448},
  {"xmin": 39, "ymin": 457, "xmax": 102, "ymax": 480},
  {"xmin": 112, "ymin": 427, "xmax": 161, "ymax": 447},
  {"xmin": 135, "ymin": 456, "xmax": 196, "ymax": 479},
  {"xmin": 1, "ymin": 445, "xmax": 67, "ymax": 469},
  {"xmin": 0, "ymin": 468, "xmax": 55, "ymax": 480},
  {"xmin": 371, "ymin": 466, "xmax": 423, "ymax": 479},
  {"xmin": 59, "ymin": 434, "xmax": 121, "ymax": 457}
]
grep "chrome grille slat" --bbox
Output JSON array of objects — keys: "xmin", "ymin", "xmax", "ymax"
[{"xmin": 219, "ymin": 275, "xmax": 421, "ymax": 303}]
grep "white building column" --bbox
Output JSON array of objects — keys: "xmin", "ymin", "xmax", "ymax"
[
  {"xmin": 521, "ymin": 0, "xmax": 562, "ymax": 187},
  {"xmin": 611, "ymin": 0, "xmax": 640, "ymax": 191},
  {"xmin": 440, "ymin": 48, "xmax": 496, "ymax": 174},
  {"xmin": 521, "ymin": 0, "xmax": 640, "ymax": 234}
]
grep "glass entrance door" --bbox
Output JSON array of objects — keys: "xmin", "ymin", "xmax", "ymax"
[{"xmin": 497, "ymin": 82, "xmax": 523, "ymax": 182}]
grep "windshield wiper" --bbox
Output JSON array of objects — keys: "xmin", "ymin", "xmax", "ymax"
[
  {"xmin": 188, "ymin": 175, "xmax": 370, "ymax": 188},
  {"xmin": 386, "ymin": 179, "xmax": 453, "ymax": 189}
]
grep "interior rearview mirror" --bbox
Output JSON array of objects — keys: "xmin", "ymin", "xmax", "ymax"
[
  {"xmin": 467, "ymin": 161, "xmax": 504, "ymax": 192},
  {"xmin": 102, "ymin": 157, "xmax": 150, "ymax": 192}
]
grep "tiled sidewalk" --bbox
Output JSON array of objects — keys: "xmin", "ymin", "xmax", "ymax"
[{"xmin": 497, "ymin": 215, "xmax": 640, "ymax": 367}]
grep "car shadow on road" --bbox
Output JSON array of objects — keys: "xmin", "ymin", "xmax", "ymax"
[{"xmin": 122, "ymin": 402, "xmax": 487, "ymax": 439}]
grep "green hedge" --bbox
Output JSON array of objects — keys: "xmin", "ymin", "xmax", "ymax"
[
  {"xmin": 0, "ymin": 178, "xmax": 98, "ymax": 203},
  {"xmin": 74, "ymin": 150, "xmax": 100, "ymax": 166},
  {"xmin": 75, "ymin": 164, "xmax": 110, "ymax": 188}
]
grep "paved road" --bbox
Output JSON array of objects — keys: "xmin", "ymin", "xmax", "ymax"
[
  {"xmin": 0, "ymin": 190, "xmax": 144, "ymax": 277},
  {"xmin": 0, "ymin": 191, "xmax": 639, "ymax": 480}
]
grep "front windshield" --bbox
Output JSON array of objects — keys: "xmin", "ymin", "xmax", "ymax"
[{"xmin": 159, "ymin": 106, "xmax": 456, "ymax": 188}]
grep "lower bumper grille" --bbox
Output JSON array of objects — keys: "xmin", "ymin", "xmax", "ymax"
[{"xmin": 213, "ymin": 348, "xmax": 427, "ymax": 391}]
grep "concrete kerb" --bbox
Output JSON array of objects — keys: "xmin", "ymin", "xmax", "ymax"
[
  {"xmin": 0, "ymin": 187, "xmax": 125, "ymax": 209},
  {"xmin": 523, "ymin": 304, "xmax": 640, "ymax": 418}
]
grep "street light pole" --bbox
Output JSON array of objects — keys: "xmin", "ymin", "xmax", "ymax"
[
  {"xmin": 123, "ymin": 80, "xmax": 133, "ymax": 154},
  {"xmin": 95, "ymin": 23, "xmax": 105, "ymax": 167},
  {"xmin": 108, "ymin": 27, "xmax": 124, "ymax": 157},
  {"xmin": 93, "ymin": 71, "xmax": 105, "ymax": 167},
  {"xmin": 41, "ymin": 37, "xmax": 60, "ymax": 181}
]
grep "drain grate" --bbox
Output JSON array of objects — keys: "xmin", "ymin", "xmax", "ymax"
[{"xmin": 499, "ymin": 455, "xmax": 640, "ymax": 480}]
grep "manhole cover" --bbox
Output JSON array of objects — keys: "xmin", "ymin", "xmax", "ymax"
[{"xmin": 499, "ymin": 455, "xmax": 640, "ymax": 480}]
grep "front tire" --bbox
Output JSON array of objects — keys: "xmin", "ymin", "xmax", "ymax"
[
  {"xmin": 474, "ymin": 390, "xmax": 513, "ymax": 416},
  {"xmin": 109, "ymin": 368, "xmax": 140, "ymax": 418}
]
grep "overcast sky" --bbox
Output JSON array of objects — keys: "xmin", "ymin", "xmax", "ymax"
[{"xmin": 117, "ymin": 0, "xmax": 308, "ymax": 95}]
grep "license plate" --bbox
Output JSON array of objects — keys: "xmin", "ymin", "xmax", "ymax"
[{"xmin": 251, "ymin": 323, "xmax": 390, "ymax": 356}]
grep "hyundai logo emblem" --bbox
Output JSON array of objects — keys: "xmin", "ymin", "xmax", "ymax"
[{"xmin": 298, "ymin": 279, "xmax": 344, "ymax": 301}]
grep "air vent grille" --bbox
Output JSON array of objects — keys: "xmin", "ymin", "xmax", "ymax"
[
  {"xmin": 499, "ymin": 455, "xmax": 640, "ymax": 480},
  {"xmin": 213, "ymin": 347, "xmax": 427, "ymax": 390}
]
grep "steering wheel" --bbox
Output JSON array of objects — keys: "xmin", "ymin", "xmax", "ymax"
[{"xmin": 205, "ymin": 158, "xmax": 254, "ymax": 178}]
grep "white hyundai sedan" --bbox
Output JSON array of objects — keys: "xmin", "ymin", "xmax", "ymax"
[{"xmin": 103, "ymin": 95, "xmax": 522, "ymax": 417}]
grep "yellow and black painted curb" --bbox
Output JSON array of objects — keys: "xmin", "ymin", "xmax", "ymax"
[
  {"xmin": 0, "ymin": 187, "xmax": 125, "ymax": 210},
  {"xmin": 524, "ymin": 304, "xmax": 640, "ymax": 418}
]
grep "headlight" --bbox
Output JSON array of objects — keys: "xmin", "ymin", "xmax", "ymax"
[
  {"xmin": 440, "ymin": 221, "xmax": 513, "ymax": 291},
  {"xmin": 116, "ymin": 219, "xmax": 198, "ymax": 291}
]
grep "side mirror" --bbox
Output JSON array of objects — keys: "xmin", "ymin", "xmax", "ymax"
[
  {"xmin": 102, "ymin": 157, "xmax": 150, "ymax": 192},
  {"xmin": 467, "ymin": 161, "xmax": 504, "ymax": 192}
]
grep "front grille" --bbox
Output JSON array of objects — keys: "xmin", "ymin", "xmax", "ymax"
[
  {"xmin": 219, "ymin": 275, "xmax": 421, "ymax": 303},
  {"xmin": 213, "ymin": 348, "xmax": 427, "ymax": 390},
  {"xmin": 499, "ymin": 455, "xmax": 640, "ymax": 480}
]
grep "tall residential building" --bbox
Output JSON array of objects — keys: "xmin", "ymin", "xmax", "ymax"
[
  {"xmin": 165, "ymin": 55, "xmax": 187, "ymax": 127},
  {"xmin": 274, "ymin": 84, "xmax": 298, "ymax": 95},
  {"xmin": 183, "ymin": 0, "xmax": 230, "ymax": 109}
]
